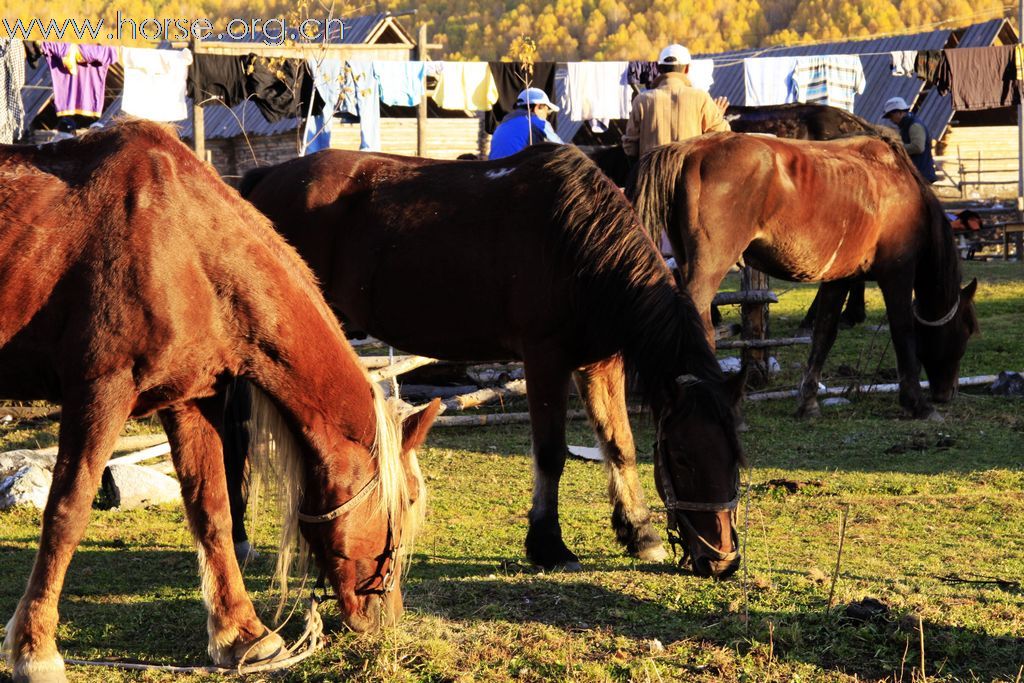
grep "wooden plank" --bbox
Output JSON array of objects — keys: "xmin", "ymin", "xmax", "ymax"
[
  {"xmin": 712, "ymin": 290, "xmax": 778, "ymax": 305},
  {"xmin": 717, "ymin": 336, "xmax": 811, "ymax": 349}
]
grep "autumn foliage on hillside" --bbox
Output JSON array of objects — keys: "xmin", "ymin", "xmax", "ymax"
[{"xmin": 1, "ymin": 0, "xmax": 1011, "ymax": 58}]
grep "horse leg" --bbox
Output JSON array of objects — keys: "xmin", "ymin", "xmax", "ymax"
[
  {"xmin": 877, "ymin": 277, "xmax": 936, "ymax": 419},
  {"xmin": 3, "ymin": 375, "xmax": 135, "ymax": 683},
  {"xmin": 159, "ymin": 399, "xmax": 285, "ymax": 667},
  {"xmin": 796, "ymin": 281, "xmax": 850, "ymax": 418},
  {"xmin": 573, "ymin": 357, "xmax": 667, "ymax": 563},
  {"xmin": 797, "ymin": 287, "xmax": 822, "ymax": 333},
  {"xmin": 840, "ymin": 281, "xmax": 867, "ymax": 328},
  {"xmin": 522, "ymin": 354, "xmax": 579, "ymax": 570},
  {"xmin": 222, "ymin": 378, "xmax": 253, "ymax": 564}
]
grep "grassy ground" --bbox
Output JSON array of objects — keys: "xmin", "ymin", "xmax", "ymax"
[{"xmin": 1, "ymin": 262, "xmax": 1022, "ymax": 682}]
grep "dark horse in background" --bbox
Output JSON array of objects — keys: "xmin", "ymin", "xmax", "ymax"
[
  {"xmin": 0, "ymin": 122, "xmax": 436, "ymax": 683},
  {"xmin": 234, "ymin": 145, "xmax": 747, "ymax": 577},
  {"xmin": 629, "ymin": 132, "xmax": 977, "ymax": 420}
]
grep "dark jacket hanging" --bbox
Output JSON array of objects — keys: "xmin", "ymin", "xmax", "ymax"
[
  {"xmin": 484, "ymin": 62, "xmax": 555, "ymax": 134},
  {"xmin": 188, "ymin": 54, "xmax": 247, "ymax": 107},
  {"xmin": 243, "ymin": 55, "xmax": 322, "ymax": 123}
]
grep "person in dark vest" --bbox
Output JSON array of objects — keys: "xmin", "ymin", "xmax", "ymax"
[
  {"xmin": 488, "ymin": 87, "xmax": 563, "ymax": 160},
  {"xmin": 882, "ymin": 96, "xmax": 938, "ymax": 183}
]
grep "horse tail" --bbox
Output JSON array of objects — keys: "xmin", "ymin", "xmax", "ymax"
[
  {"xmin": 626, "ymin": 143, "xmax": 694, "ymax": 248},
  {"xmin": 238, "ymin": 165, "xmax": 275, "ymax": 199}
]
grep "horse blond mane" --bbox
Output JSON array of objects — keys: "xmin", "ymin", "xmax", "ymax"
[{"xmin": 243, "ymin": 381, "xmax": 422, "ymax": 620}]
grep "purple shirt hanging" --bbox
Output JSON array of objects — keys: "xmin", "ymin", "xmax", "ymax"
[{"xmin": 41, "ymin": 42, "xmax": 118, "ymax": 117}]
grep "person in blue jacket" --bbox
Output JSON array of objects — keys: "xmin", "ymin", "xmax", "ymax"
[
  {"xmin": 488, "ymin": 87, "xmax": 564, "ymax": 160},
  {"xmin": 882, "ymin": 96, "xmax": 938, "ymax": 183}
]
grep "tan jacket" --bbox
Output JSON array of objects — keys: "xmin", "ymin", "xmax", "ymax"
[{"xmin": 622, "ymin": 72, "xmax": 730, "ymax": 158}]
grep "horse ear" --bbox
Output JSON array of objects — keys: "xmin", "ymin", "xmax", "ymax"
[
  {"xmin": 402, "ymin": 398, "xmax": 441, "ymax": 453},
  {"xmin": 961, "ymin": 278, "xmax": 978, "ymax": 301}
]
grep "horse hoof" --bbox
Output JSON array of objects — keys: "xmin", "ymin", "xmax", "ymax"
[
  {"xmin": 553, "ymin": 561, "xmax": 583, "ymax": 572},
  {"xmin": 233, "ymin": 630, "xmax": 287, "ymax": 667},
  {"xmin": 637, "ymin": 543, "xmax": 669, "ymax": 563},
  {"xmin": 234, "ymin": 540, "xmax": 260, "ymax": 566}
]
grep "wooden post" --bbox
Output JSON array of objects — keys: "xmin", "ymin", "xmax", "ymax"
[
  {"xmin": 190, "ymin": 38, "xmax": 205, "ymax": 160},
  {"xmin": 416, "ymin": 24, "xmax": 428, "ymax": 157},
  {"xmin": 740, "ymin": 266, "xmax": 770, "ymax": 387}
]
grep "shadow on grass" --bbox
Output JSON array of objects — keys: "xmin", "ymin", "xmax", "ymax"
[{"xmin": 408, "ymin": 572, "xmax": 1024, "ymax": 681}]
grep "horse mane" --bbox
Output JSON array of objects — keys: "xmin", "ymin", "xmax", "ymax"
[
  {"xmin": 626, "ymin": 141, "xmax": 698, "ymax": 248},
  {"xmin": 540, "ymin": 145, "xmax": 726, "ymax": 402}
]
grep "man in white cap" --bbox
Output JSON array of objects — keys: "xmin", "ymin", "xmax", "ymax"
[
  {"xmin": 488, "ymin": 87, "xmax": 564, "ymax": 160},
  {"xmin": 622, "ymin": 44, "xmax": 730, "ymax": 161},
  {"xmin": 882, "ymin": 96, "xmax": 937, "ymax": 183}
]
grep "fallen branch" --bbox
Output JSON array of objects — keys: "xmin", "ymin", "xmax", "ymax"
[
  {"xmin": 441, "ymin": 380, "xmax": 527, "ymax": 412},
  {"xmin": 369, "ymin": 356, "xmax": 439, "ymax": 382}
]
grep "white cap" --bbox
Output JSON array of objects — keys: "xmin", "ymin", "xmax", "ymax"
[
  {"xmin": 516, "ymin": 87, "xmax": 559, "ymax": 111},
  {"xmin": 658, "ymin": 44, "xmax": 692, "ymax": 66},
  {"xmin": 883, "ymin": 96, "xmax": 910, "ymax": 116}
]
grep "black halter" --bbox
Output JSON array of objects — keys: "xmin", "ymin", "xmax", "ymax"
[{"xmin": 299, "ymin": 472, "xmax": 400, "ymax": 599}]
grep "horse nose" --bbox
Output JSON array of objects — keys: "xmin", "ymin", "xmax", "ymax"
[
  {"xmin": 340, "ymin": 594, "xmax": 382, "ymax": 633},
  {"xmin": 693, "ymin": 553, "xmax": 741, "ymax": 579}
]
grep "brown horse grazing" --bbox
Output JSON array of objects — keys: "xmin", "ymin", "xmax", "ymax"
[
  {"xmin": 726, "ymin": 103, "xmax": 883, "ymax": 329},
  {"xmin": 629, "ymin": 132, "xmax": 978, "ymax": 420},
  {"xmin": 0, "ymin": 121, "xmax": 437, "ymax": 683},
  {"xmin": 236, "ymin": 144, "xmax": 746, "ymax": 577}
]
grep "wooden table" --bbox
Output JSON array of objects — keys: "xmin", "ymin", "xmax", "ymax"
[{"xmin": 1003, "ymin": 223, "xmax": 1024, "ymax": 261}]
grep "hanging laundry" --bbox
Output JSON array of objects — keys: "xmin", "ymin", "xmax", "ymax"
[
  {"xmin": 687, "ymin": 60, "xmax": 715, "ymax": 92},
  {"xmin": 486, "ymin": 61, "xmax": 555, "ymax": 133},
  {"xmin": 244, "ymin": 55, "xmax": 321, "ymax": 123},
  {"xmin": 302, "ymin": 113, "xmax": 331, "ymax": 155},
  {"xmin": 943, "ymin": 45, "xmax": 1018, "ymax": 111},
  {"xmin": 914, "ymin": 50, "xmax": 946, "ymax": 85},
  {"xmin": 627, "ymin": 61, "xmax": 659, "ymax": 88},
  {"xmin": 373, "ymin": 61, "xmax": 426, "ymax": 107},
  {"xmin": 792, "ymin": 55, "xmax": 865, "ymax": 112},
  {"xmin": 562, "ymin": 62, "xmax": 632, "ymax": 121},
  {"xmin": 0, "ymin": 39, "xmax": 26, "ymax": 143},
  {"xmin": 121, "ymin": 48, "xmax": 192, "ymax": 122},
  {"xmin": 743, "ymin": 56, "xmax": 798, "ymax": 106},
  {"xmin": 553, "ymin": 64, "xmax": 582, "ymax": 143},
  {"xmin": 432, "ymin": 62, "xmax": 498, "ymax": 111},
  {"xmin": 890, "ymin": 50, "xmax": 918, "ymax": 77},
  {"xmin": 336, "ymin": 61, "xmax": 380, "ymax": 151},
  {"xmin": 188, "ymin": 53, "xmax": 247, "ymax": 107},
  {"xmin": 626, "ymin": 60, "xmax": 713, "ymax": 92},
  {"xmin": 40, "ymin": 42, "xmax": 117, "ymax": 118}
]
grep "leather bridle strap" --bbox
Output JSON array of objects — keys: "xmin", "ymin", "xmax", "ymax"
[
  {"xmin": 297, "ymin": 472, "xmax": 379, "ymax": 524},
  {"xmin": 913, "ymin": 298, "xmax": 959, "ymax": 327}
]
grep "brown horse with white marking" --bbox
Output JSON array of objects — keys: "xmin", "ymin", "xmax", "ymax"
[
  {"xmin": 629, "ymin": 132, "xmax": 977, "ymax": 419},
  {"xmin": 0, "ymin": 121, "xmax": 436, "ymax": 683},
  {"xmin": 235, "ymin": 144, "xmax": 746, "ymax": 577}
]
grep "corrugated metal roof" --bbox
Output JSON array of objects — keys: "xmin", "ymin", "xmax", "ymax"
[{"xmin": 21, "ymin": 61, "xmax": 53, "ymax": 129}]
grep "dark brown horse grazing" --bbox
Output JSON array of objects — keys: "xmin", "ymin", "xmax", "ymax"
[
  {"xmin": 629, "ymin": 132, "xmax": 978, "ymax": 420},
  {"xmin": 0, "ymin": 121, "xmax": 437, "ymax": 683},
  {"xmin": 236, "ymin": 144, "xmax": 746, "ymax": 577}
]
